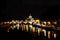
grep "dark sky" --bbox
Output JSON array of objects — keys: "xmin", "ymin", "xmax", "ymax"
[{"xmin": 1, "ymin": 0, "xmax": 60, "ymax": 20}]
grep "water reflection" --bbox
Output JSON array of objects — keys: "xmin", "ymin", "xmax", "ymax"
[{"xmin": 6, "ymin": 23, "xmax": 57, "ymax": 39}]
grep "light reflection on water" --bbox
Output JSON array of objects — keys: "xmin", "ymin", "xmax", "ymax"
[{"xmin": 7, "ymin": 24, "xmax": 56, "ymax": 39}]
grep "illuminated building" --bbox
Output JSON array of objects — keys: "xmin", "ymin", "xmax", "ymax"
[
  {"xmin": 26, "ymin": 14, "xmax": 35, "ymax": 31},
  {"xmin": 11, "ymin": 20, "xmax": 16, "ymax": 24},
  {"xmin": 16, "ymin": 20, "xmax": 20, "ymax": 30},
  {"xmin": 24, "ymin": 19, "xmax": 28, "ymax": 24},
  {"xmin": 27, "ymin": 13, "xmax": 35, "ymax": 22}
]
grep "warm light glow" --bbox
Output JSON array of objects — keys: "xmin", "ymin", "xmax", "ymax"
[
  {"xmin": 13, "ymin": 26, "xmax": 16, "ymax": 28},
  {"xmin": 10, "ymin": 22, "xmax": 12, "ymax": 24},
  {"xmin": 53, "ymin": 21, "xmax": 57, "ymax": 25},
  {"xmin": 23, "ymin": 25, "xmax": 26, "ymax": 31},
  {"xmin": 38, "ymin": 28, "xmax": 41, "ymax": 36},
  {"xmin": 24, "ymin": 19, "xmax": 28, "ymax": 24},
  {"xmin": 54, "ymin": 33, "xmax": 56, "ymax": 39},
  {"xmin": 42, "ymin": 29, "xmax": 46, "ymax": 37},
  {"xmin": 26, "ymin": 25, "xmax": 29, "ymax": 32},
  {"xmin": 29, "ymin": 25, "xmax": 33, "ymax": 28},
  {"xmin": 7, "ymin": 21, "xmax": 10, "ymax": 24},
  {"xmin": 41, "ymin": 24, "xmax": 46, "ymax": 27},
  {"xmin": 43, "ymin": 21, "xmax": 47, "ymax": 25},
  {"xmin": 35, "ymin": 19, "xmax": 40, "ymax": 24},
  {"xmin": 24, "ymin": 22, "xmax": 27, "ymax": 24},
  {"xmin": 47, "ymin": 21, "xmax": 51, "ymax": 25},
  {"xmin": 32, "ymin": 27, "xmax": 36, "ymax": 32},
  {"xmin": 29, "ymin": 21, "xmax": 32, "ymax": 24},
  {"xmin": 4, "ymin": 22, "xmax": 7, "ymax": 24},
  {"xmin": 33, "ymin": 22, "xmax": 36, "ymax": 25},
  {"xmin": 0, "ymin": 22, "xmax": 3, "ymax": 24},
  {"xmin": 25, "ymin": 19, "xmax": 28, "ymax": 22},
  {"xmin": 48, "ymin": 31, "xmax": 50, "ymax": 39},
  {"xmin": 12, "ymin": 20, "xmax": 16, "ymax": 24}
]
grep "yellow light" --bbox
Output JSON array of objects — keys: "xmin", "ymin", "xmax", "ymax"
[
  {"xmin": 54, "ymin": 33, "xmax": 56, "ymax": 39},
  {"xmin": 35, "ymin": 19, "xmax": 40, "ymax": 24},
  {"xmin": 29, "ymin": 25, "xmax": 33, "ymax": 28},
  {"xmin": 47, "ymin": 21, "xmax": 51, "ymax": 25},
  {"xmin": 33, "ymin": 22, "xmax": 36, "ymax": 25},
  {"xmin": 4, "ymin": 22, "xmax": 6, "ymax": 24},
  {"xmin": 43, "ymin": 21, "xmax": 47, "ymax": 25},
  {"xmin": 38, "ymin": 28, "xmax": 41, "ymax": 36},
  {"xmin": 13, "ymin": 26, "xmax": 16, "ymax": 28},
  {"xmin": 10, "ymin": 22, "xmax": 12, "ymax": 24},
  {"xmin": 48, "ymin": 31, "xmax": 50, "ymax": 39},
  {"xmin": 42, "ymin": 24, "xmax": 46, "ymax": 27},
  {"xmin": 32, "ymin": 27, "xmax": 36, "ymax": 32},
  {"xmin": 42, "ymin": 29, "xmax": 46, "ymax": 37},
  {"xmin": 26, "ymin": 25, "xmax": 28, "ymax": 32},
  {"xmin": 53, "ymin": 21, "xmax": 57, "ymax": 24},
  {"xmin": 6, "ymin": 21, "xmax": 10, "ymax": 24},
  {"xmin": 25, "ymin": 19, "xmax": 28, "ymax": 22}
]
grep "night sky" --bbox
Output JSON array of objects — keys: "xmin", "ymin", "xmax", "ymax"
[{"xmin": 1, "ymin": 0, "xmax": 60, "ymax": 20}]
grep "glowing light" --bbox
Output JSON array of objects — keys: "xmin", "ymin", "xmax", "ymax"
[
  {"xmin": 29, "ymin": 21, "xmax": 32, "ymax": 24},
  {"xmin": 10, "ymin": 22, "xmax": 12, "ymax": 24},
  {"xmin": 48, "ymin": 31, "xmax": 50, "ymax": 39},
  {"xmin": 42, "ymin": 29, "xmax": 46, "ymax": 37},
  {"xmin": 43, "ymin": 21, "xmax": 47, "ymax": 25},
  {"xmin": 4, "ymin": 22, "xmax": 7, "ymax": 24},
  {"xmin": 29, "ymin": 25, "xmax": 33, "ymax": 28},
  {"xmin": 26, "ymin": 25, "xmax": 29, "ymax": 32},
  {"xmin": 24, "ymin": 22, "xmax": 27, "ymax": 24},
  {"xmin": 32, "ymin": 27, "xmax": 36, "ymax": 32},
  {"xmin": 33, "ymin": 22, "xmax": 36, "ymax": 25},
  {"xmin": 54, "ymin": 33, "xmax": 56, "ymax": 39},
  {"xmin": 16, "ymin": 24, "xmax": 20, "ymax": 30},
  {"xmin": 38, "ymin": 28, "xmax": 41, "ymax": 36},
  {"xmin": 6, "ymin": 21, "xmax": 10, "ymax": 24},
  {"xmin": 13, "ymin": 26, "xmax": 16, "ymax": 28},
  {"xmin": 47, "ymin": 21, "xmax": 51, "ymax": 25},
  {"xmin": 12, "ymin": 20, "xmax": 16, "ymax": 24},
  {"xmin": 0, "ymin": 22, "xmax": 3, "ymax": 24},
  {"xmin": 35, "ymin": 19, "xmax": 40, "ymax": 24},
  {"xmin": 53, "ymin": 21, "xmax": 57, "ymax": 25},
  {"xmin": 42, "ymin": 24, "xmax": 46, "ymax": 27}
]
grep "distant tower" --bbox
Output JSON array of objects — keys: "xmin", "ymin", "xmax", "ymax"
[
  {"xmin": 27, "ymin": 13, "xmax": 34, "ymax": 22},
  {"xmin": 29, "ymin": 13, "xmax": 32, "ymax": 19}
]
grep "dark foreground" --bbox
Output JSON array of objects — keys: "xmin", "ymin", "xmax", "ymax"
[
  {"xmin": 0, "ymin": 24, "xmax": 59, "ymax": 40},
  {"xmin": 0, "ymin": 30, "xmax": 46, "ymax": 40},
  {"xmin": 0, "ymin": 29, "xmax": 59, "ymax": 40}
]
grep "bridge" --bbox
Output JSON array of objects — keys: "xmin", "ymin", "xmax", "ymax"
[{"xmin": 0, "ymin": 23, "xmax": 60, "ymax": 40}]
